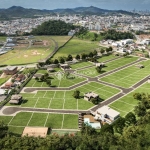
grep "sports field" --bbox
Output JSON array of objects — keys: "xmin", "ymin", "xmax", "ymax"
[
  {"xmin": 0, "ymin": 36, "xmax": 70, "ymax": 65},
  {"xmin": 76, "ymin": 56, "xmax": 138, "ymax": 77},
  {"xmin": 0, "ymin": 112, "xmax": 78, "ymax": 134},
  {"xmin": 100, "ymin": 60, "xmax": 150, "ymax": 88},
  {"xmin": 109, "ymin": 82, "xmax": 150, "ymax": 117}
]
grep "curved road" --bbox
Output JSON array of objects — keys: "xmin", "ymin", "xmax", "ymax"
[{"xmin": 2, "ymin": 56, "xmax": 149, "ymax": 115}]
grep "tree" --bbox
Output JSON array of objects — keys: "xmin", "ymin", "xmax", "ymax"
[
  {"xmin": 73, "ymin": 90, "xmax": 80, "ymax": 99},
  {"xmin": 93, "ymin": 50, "xmax": 97, "ymax": 56},
  {"xmin": 125, "ymin": 112, "xmax": 136, "ymax": 126},
  {"xmin": 59, "ymin": 57, "xmax": 65, "ymax": 64},
  {"xmin": 134, "ymin": 104, "xmax": 146, "ymax": 117},
  {"xmin": 113, "ymin": 117, "xmax": 125, "ymax": 134},
  {"xmin": 100, "ymin": 49, "xmax": 105, "ymax": 54},
  {"xmin": 96, "ymin": 66, "xmax": 103, "ymax": 73},
  {"xmin": 88, "ymin": 52, "xmax": 94, "ymax": 58},
  {"xmin": 54, "ymin": 59, "xmax": 59, "ymax": 64},
  {"xmin": 90, "ymin": 98, "xmax": 99, "ymax": 105},
  {"xmin": 75, "ymin": 54, "xmax": 80, "ymax": 60},
  {"xmin": 66, "ymin": 54, "xmax": 73, "ymax": 61},
  {"xmin": 46, "ymin": 79, "xmax": 51, "ymax": 87},
  {"xmin": 0, "ymin": 121, "xmax": 8, "ymax": 138},
  {"xmin": 81, "ymin": 53, "xmax": 87, "ymax": 60},
  {"xmin": 101, "ymin": 124, "xmax": 114, "ymax": 134},
  {"xmin": 35, "ymin": 77, "xmax": 39, "ymax": 81},
  {"xmin": 133, "ymin": 93, "xmax": 142, "ymax": 100}
]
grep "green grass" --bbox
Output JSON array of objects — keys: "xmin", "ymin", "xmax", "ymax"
[
  {"xmin": 0, "ymin": 116, "xmax": 12, "ymax": 124},
  {"xmin": 77, "ymin": 56, "xmax": 138, "ymax": 77},
  {"xmin": 26, "ymin": 74, "xmax": 86, "ymax": 88},
  {"xmin": 8, "ymin": 126, "xmax": 24, "ymax": 135},
  {"xmin": 36, "ymin": 69, "xmax": 48, "ymax": 74},
  {"xmin": 97, "ymin": 55, "xmax": 116, "ymax": 62},
  {"xmin": 101, "ymin": 60, "xmax": 150, "ymax": 88},
  {"xmin": 54, "ymin": 37, "xmax": 100, "ymax": 58},
  {"xmin": 71, "ymin": 61, "xmax": 92, "ymax": 69},
  {"xmin": 9, "ymin": 112, "xmax": 32, "ymax": 126},
  {"xmin": 109, "ymin": 82, "xmax": 150, "ymax": 117},
  {"xmin": 28, "ymin": 113, "xmax": 48, "ymax": 126},
  {"xmin": 63, "ymin": 114, "xmax": 78, "ymax": 129},
  {"xmin": 45, "ymin": 114, "xmax": 63, "ymax": 128}
]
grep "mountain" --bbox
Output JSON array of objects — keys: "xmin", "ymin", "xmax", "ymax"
[{"xmin": 0, "ymin": 6, "xmax": 137, "ymax": 20}]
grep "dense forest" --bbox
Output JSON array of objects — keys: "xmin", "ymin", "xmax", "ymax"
[
  {"xmin": 0, "ymin": 92, "xmax": 150, "ymax": 150},
  {"xmin": 31, "ymin": 20, "xmax": 75, "ymax": 35}
]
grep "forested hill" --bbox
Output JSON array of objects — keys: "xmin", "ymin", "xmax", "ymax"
[{"xmin": 31, "ymin": 20, "xmax": 75, "ymax": 35}]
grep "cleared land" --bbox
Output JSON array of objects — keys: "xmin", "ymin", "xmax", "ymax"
[
  {"xmin": 1, "ymin": 112, "xmax": 78, "ymax": 134},
  {"xmin": 26, "ymin": 73, "xmax": 86, "ymax": 88},
  {"xmin": 77, "ymin": 56, "xmax": 138, "ymax": 77},
  {"xmin": 53, "ymin": 37, "xmax": 100, "ymax": 58},
  {"xmin": 109, "ymin": 82, "xmax": 150, "ymax": 117},
  {"xmin": 100, "ymin": 60, "xmax": 150, "ymax": 88},
  {"xmin": 16, "ymin": 82, "xmax": 120, "ymax": 110}
]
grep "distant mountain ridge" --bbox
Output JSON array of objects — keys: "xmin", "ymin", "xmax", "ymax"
[{"xmin": 0, "ymin": 6, "xmax": 136, "ymax": 20}]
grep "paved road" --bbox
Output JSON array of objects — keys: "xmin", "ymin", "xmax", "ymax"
[{"xmin": 1, "ymin": 56, "xmax": 149, "ymax": 115}]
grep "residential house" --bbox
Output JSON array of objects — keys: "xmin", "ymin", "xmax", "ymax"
[
  {"xmin": 60, "ymin": 64, "xmax": 70, "ymax": 70},
  {"xmin": 84, "ymin": 92, "xmax": 99, "ymax": 101},
  {"xmin": 93, "ymin": 105, "xmax": 120, "ymax": 124},
  {"xmin": 9, "ymin": 94, "xmax": 22, "ymax": 104},
  {"xmin": 3, "ymin": 66, "xmax": 18, "ymax": 75}
]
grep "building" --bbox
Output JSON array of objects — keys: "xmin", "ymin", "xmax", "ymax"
[
  {"xmin": 0, "ymin": 89, "xmax": 7, "ymax": 102},
  {"xmin": 84, "ymin": 92, "xmax": 99, "ymax": 101},
  {"xmin": 60, "ymin": 64, "xmax": 70, "ymax": 70},
  {"xmin": 95, "ymin": 63, "xmax": 105, "ymax": 67},
  {"xmin": 9, "ymin": 94, "xmax": 22, "ymax": 104},
  {"xmin": 15, "ymin": 74, "xmax": 26, "ymax": 82},
  {"xmin": 3, "ymin": 66, "xmax": 18, "ymax": 75},
  {"xmin": 93, "ymin": 106, "xmax": 120, "ymax": 124}
]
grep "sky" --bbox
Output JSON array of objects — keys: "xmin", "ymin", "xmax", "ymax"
[{"xmin": 0, "ymin": 0, "xmax": 150, "ymax": 11}]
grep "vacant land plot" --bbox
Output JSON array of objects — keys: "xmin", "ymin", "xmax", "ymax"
[
  {"xmin": 71, "ymin": 61, "xmax": 92, "ymax": 69},
  {"xmin": 109, "ymin": 82, "xmax": 150, "ymax": 116},
  {"xmin": 54, "ymin": 37, "xmax": 100, "ymax": 58},
  {"xmin": 6, "ymin": 112, "xmax": 78, "ymax": 129},
  {"xmin": 19, "ymin": 82, "xmax": 120, "ymax": 110},
  {"xmin": 101, "ymin": 60, "xmax": 150, "ymax": 88},
  {"xmin": 26, "ymin": 73, "xmax": 86, "ymax": 88},
  {"xmin": 77, "ymin": 56, "xmax": 138, "ymax": 77}
]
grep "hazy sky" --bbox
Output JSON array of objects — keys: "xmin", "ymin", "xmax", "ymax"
[{"xmin": 0, "ymin": 0, "xmax": 150, "ymax": 10}]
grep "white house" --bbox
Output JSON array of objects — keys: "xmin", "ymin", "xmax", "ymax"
[
  {"xmin": 94, "ymin": 106, "xmax": 120, "ymax": 124},
  {"xmin": 84, "ymin": 92, "xmax": 99, "ymax": 101}
]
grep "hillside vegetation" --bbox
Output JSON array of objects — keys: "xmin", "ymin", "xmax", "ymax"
[{"xmin": 31, "ymin": 20, "xmax": 75, "ymax": 35}]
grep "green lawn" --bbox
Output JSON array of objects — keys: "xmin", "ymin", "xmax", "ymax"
[
  {"xmin": 109, "ymin": 82, "xmax": 150, "ymax": 117},
  {"xmin": 101, "ymin": 60, "xmax": 150, "ymax": 88},
  {"xmin": 77, "ymin": 56, "xmax": 138, "ymax": 77},
  {"xmin": 20, "ymin": 82, "xmax": 120, "ymax": 110},
  {"xmin": 54, "ymin": 37, "xmax": 100, "ymax": 58},
  {"xmin": 0, "ymin": 76, "xmax": 11, "ymax": 85},
  {"xmin": 71, "ymin": 61, "xmax": 92, "ymax": 69},
  {"xmin": 26, "ymin": 73, "xmax": 86, "ymax": 88}
]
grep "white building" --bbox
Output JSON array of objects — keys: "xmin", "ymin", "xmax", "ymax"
[{"xmin": 94, "ymin": 106, "xmax": 120, "ymax": 124}]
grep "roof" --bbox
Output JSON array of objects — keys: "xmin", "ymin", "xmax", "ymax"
[
  {"xmin": 11, "ymin": 95, "xmax": 22, "ymax": 100},
  {"xmin": 97, "ymin": 106, "xmax": 120, "ymax": 118},
  {"xmin": 22, "ymin": 127, "xmax": 48, "ymax": 138},
  {"xmin": 84, "ymin": 92, "xmax": 99, "ymax": 98},
  {"xmin": 0, "ymin": 89, "xmax": 6, "ymax": 95},
  {"xmin": 60, "ymin": 64, "xmax": 69, "ymax": 67},
  {"xmin": 9, "ymin": 99, "xmax": 20, "ymax": 104},
  {"xmin": 4, "ymin": 66, "xmax": 17, "ymax": 71}
]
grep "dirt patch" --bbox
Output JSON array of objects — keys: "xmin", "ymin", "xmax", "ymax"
[{"xmin": 139, "ymin": 34, "xmax": 150, "ymax": 40}]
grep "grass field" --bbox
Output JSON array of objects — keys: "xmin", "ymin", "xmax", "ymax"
[
  {"xmin": 0, "ymin": 36, "xmax": 70, "ymax": 65},
  {"xmin": 100, "ymin": 60, "xmax": 150, "ymax": 88},
  {"xmin": 16, "ymin": 82, "xmax": 120, "ymax": 110},
  {"xmin": 0, "ymin": 112, "xmax": 78, "ymax": 134},
  {"xmin": 0, "ymin": 76, "xmax": 11, "ymax": 85},
  {"xmin": 26, "ymin": 73, "xmax": 86, "ymax": 88},
  {"xmin": 77, "ymin": 56, "xmax": 138, "ymax": 77},
  {"xmin": 109, "ymin": 82, "xmax": 150, "ymax": 117},
  {"xmin": 53, "ymin": 37, "xmax": 100, "ymax": 58}
]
